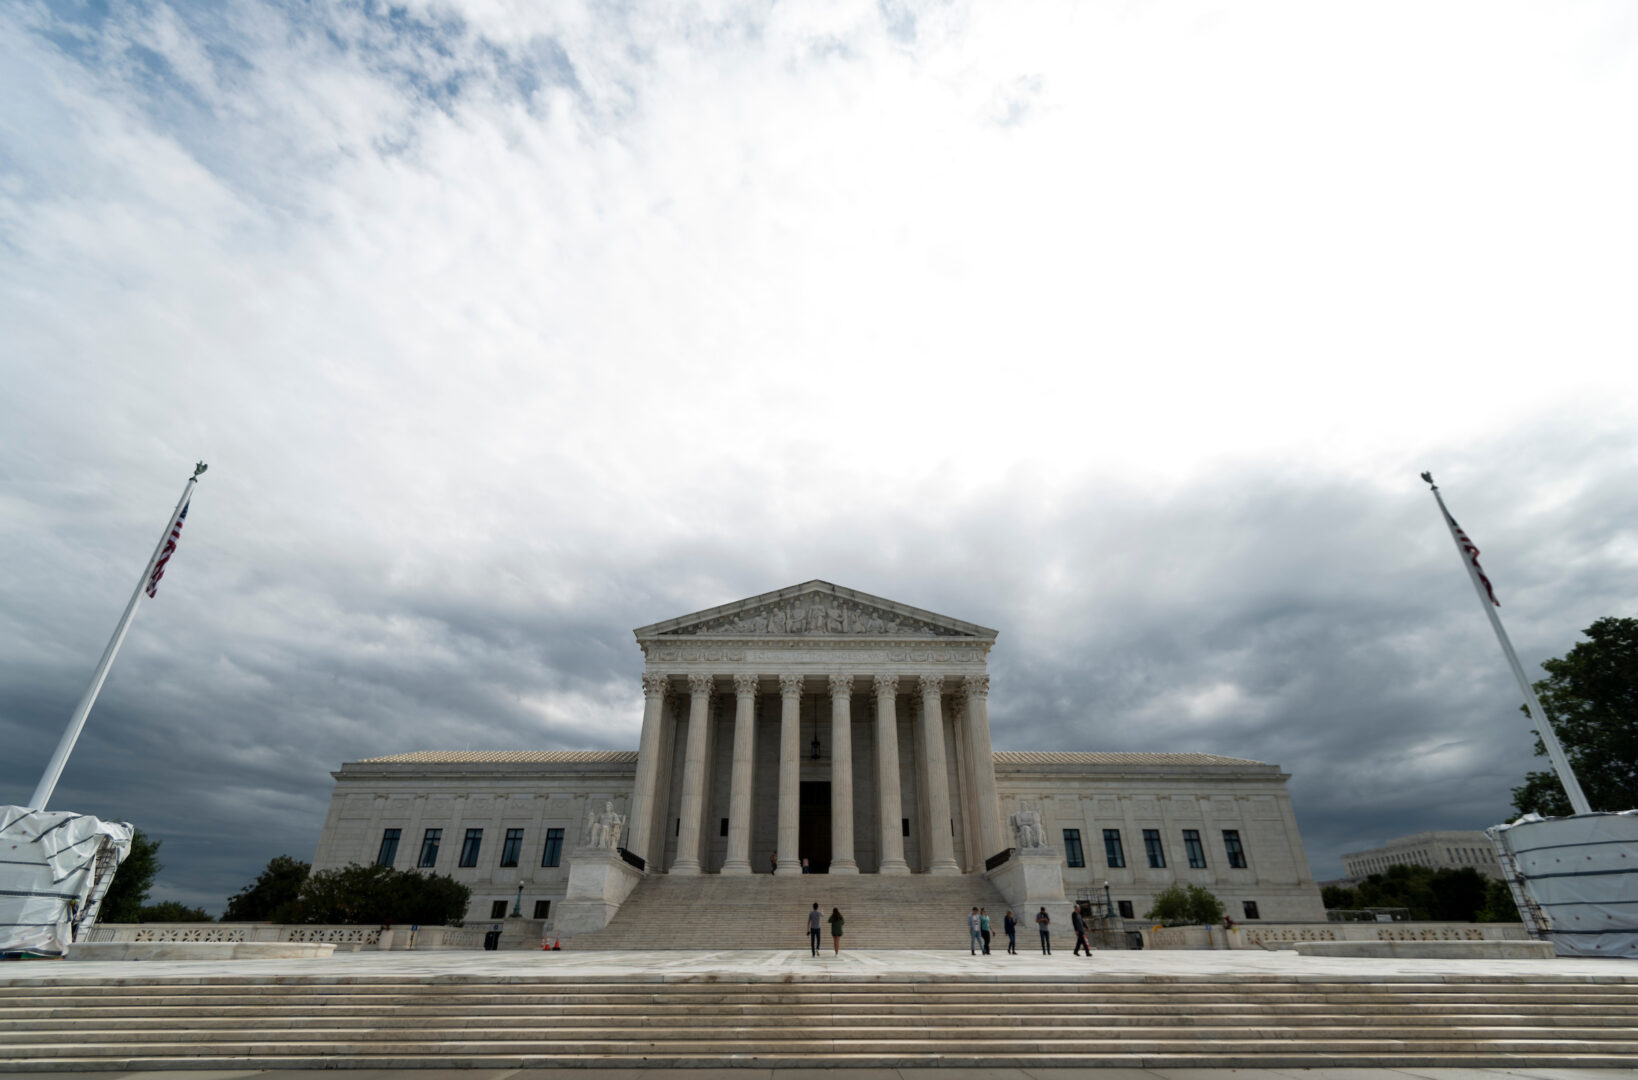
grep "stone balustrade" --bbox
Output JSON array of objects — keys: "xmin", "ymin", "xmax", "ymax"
[
  {"xmin": 1141, "ymin": 920, "xmax": 1529, "ymax": 950},
  {"xmin": 83, "ymin": 922, "xmax": 485, "ymax": 950}
]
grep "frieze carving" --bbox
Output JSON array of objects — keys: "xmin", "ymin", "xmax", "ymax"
[
  {"xmin": 661, "ymin": 594, "xmax": 971, "ymax": 638},
  {"xmin": 644, "ymin": 641, "xmax": 988, "ymax": 664}
]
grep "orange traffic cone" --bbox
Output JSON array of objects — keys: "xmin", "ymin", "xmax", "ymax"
[{"xmin": 552, "ymin": 938, "xmax": 561, "ymax": 950}]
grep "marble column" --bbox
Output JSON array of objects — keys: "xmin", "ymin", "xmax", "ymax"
[
  {"xmin": 874, "ymin": 676, "xmax": 910, "ymax": 874},
  {"xmin": 670, "ymin": 674, "xmax": 714, "ymax": 875},
  {"xmin": 775, "ymin": 674, "xmax": 802, "ymax": 876},
  {"xmin": 919, "ymin": 675, "xmax": 961, "ymax": 874},
  {"xmin": 721, "ymin": 674, "xmax": 758, "ymax": 875},
  {"xmin": 961, "ymin": 674, "xmax": 1005, "ymax": 863},
  {"xmin": 828, "ymin": 674, "xmax": 859, "ymax": 874},
  {"xmin": 625, "ymin": 673, "xmax": 669, "ymax": 865}
]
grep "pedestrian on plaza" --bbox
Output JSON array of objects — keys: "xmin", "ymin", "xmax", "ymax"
[
  {"xmin": 1003, "ymin": 909, "xmax": 1017, "ymax": 954},
  {"xmin": 829, "ymin": 907, "xmax": 845, "ymax": 956},
  {"xmin": 968, "ymin": 907, "xmax": 982, "ymax": 954},
  {"xmin": 801, "ymin": 857, "xmax": 810, "ymax": 874},
  {"xmin": 1036, "ymin": 906, "xmax": 1052, "ymax": 954},
  {"xmin": 1071, "ymin": 904, "xmax": 1092, "ymax": 957},
  {"xmin": 771, "ymin": 853, "xmax": 778, "ymax": 874},
  {"xmin": 979, "ymin": 908, "xmax": 992, "ymax": 955},
  {"xmin": 807, "ymin": 902, "xmax": 823, "ymax": 957}
]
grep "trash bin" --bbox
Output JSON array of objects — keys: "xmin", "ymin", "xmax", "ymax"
[{"xmin": 483, "ymin": 930, "xmax": 502, "ymax": 951}]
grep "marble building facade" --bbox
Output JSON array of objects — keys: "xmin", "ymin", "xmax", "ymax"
[{"xmin": 312, "ymin": 581, "xmax": 1327, "ymax": 926}]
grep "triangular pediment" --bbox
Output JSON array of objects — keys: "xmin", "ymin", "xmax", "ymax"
[{"xmin": 634, "ymin": 581, "xmax": 996, "ymax": 640}]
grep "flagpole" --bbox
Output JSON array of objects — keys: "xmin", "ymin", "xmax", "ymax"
[
  {"xmin": 27, "ymin": 463, "xmax": 208, "ymax": 812},
  {"xmin": 1423, "ymin": 473, "xmax": 1592, "ymax": 816}
]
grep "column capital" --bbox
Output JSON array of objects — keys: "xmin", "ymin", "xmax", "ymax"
[
  {"xmin": 828, "ymin": 674, "xmax": 854, "ymax": 697},
  {"xmin": 919, "ymin": 675, "xmax": 944, "ymax": 697},
  {"xmin": 778, "ymin": 673, "xmax": 804, "ymax": 697},
  {"xmin": 874, "ymin": 674, "xmax": 899, "ymax": 699},
  {"xmin": 962, "ymin": 674, "xmax": 990, "ymax": 700},
  {"xmin": 642, "ymin": 673, "xmax": 670, "ymax": 698},
  {"xmin": 733, "ymin": 673, "xmax": 759, "ymax": 697},
  {"xmin": 687, "ymin": 673, "xmax": 715, "ymax": 696}
]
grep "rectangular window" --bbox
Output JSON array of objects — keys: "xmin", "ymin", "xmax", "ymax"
[
  {"xmin": 675, "ymin": 818, "xmax": 680, "ymax": 836},
  {"xmin": 376, "ymin": 828, "xmax": 400, "ymax": 867},
  {"xmin": 1143, "ymin": 829, "xmax": 1166, "ymax": 868},
  {"xmin": 1184, "ymin": 829, "xmax": 1207, "ymax": 868},
  {"xmin": 1242, "ymin": 900, "xmax": 1260, "ymax": 920},
  {"xmin": 490, "ymin": 900, "xmax": 508, "ymax": 919},
  {"xmin": 902, "ymin": 818, "xmax": 910, "ymax": 837},
  {"xmin": 418, "ymin": 828, "xmax": 442, "ymax": 868},
  {"xmin": 1118, "ymin": 900, "xmax": 1134, "ymax": 919},
  {"xmin": 1063, "ymin": 829, "xmax": 1085, "ymax": 868},
  {"xmin": 1103, "ymin": 829, "xmax": 1126, "ymax": 868},
  {"xmin": 533, "ymin": 900, "xmax": 551, "ymax": 919},
  {"xmin": 1222, "ymin": 829, "xmax": 1247, "ymax": 869},
  {"xmin": 500, "ymin": 827, "xmax": 524, "ymax": 867},
  {"xmin": 459, "ymin": 828, "xmax": 483, "ymax": 868},
  {"xmin": 541, "ymin": 827, "xmax": 564, "ymax": 868},
  {"xmin": 720, "ymin": 818, "xmax": 729, "ymax": 837}
]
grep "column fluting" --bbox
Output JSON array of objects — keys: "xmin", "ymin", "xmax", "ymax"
[
  {"xmin": 828, "ymin": 674, "xmax": 859, "ymax": 874},
  {"xmin": 919, "ymin": 675, "xmax": 961, "ymax": 874},
  {"xmin": 626, "ymin": 672, "xmax": 669, "ymax": 865},
  {"xmin": 775, "ymin": 674, "xmax": 802, "ymax": 876},
  {"xmin": 874, "ymin": 675, "xmax": 910, "ymax": 874},
  {"xmin": 961, "ymin": 674, "xmax": 1005, "ymax": 863},
  {"xmin": 670, "ymin": 674, "xmax": 714, "ymax": 875},
  {"xmin": 721, "ymin": 674, "xmax": 758, "ymax": 875}
]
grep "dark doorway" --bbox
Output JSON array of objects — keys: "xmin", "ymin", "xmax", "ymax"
[{"xmin": 800, "ymin": 781, "xmax": 832, "ymax": 873}]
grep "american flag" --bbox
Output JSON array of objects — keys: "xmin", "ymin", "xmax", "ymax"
[
  {"xmin": 145, "ymin": 501, "xmax": 190, "ymax": 598},
  {"xmin": 1441, "ymin": 504, "xmax": 1499, "ymax": 606}
]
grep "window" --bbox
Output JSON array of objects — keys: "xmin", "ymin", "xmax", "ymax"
[
  {"xmin": 490, "ymin": 900, "xmax": 508, "ymax": 919},
  {"xmin": 1143, "ymin": 829, "xmax": 1166, "ymax": 868},
  {"xmin": 1063, "ymin": 829, "xmax": 1085, "ymax": 868},
  {"xmin": 1118, "ymin": 900, "xmax": 1134, "ymax": 919},
  {"xmin": 1103, "ymin": 829, "xmax": 1126, "ymax": 868},
  {"xmin": 1222, "ymin": 830, "xmax": 1247, "ymax": 869},
  {"xmin": 541, "ymin": 827, "xmax": 564, "ymax": 868},
  {"xmin": 376, "ymin": 828, "xmax": 400, "ymax": 867},
  {"xmin": 902, "ymin": 818, "xmax": 910, "ymax": 837},
  {"xmin": 533, "ymin": 900, "xmax": 551, "ymax": 919},
  {"xmin": 500, "ymin": 828, "xmax": 524, "ymax": 867},
  {"xmin": 675, "ymin": 818, "xmax": 680, "ymax": 836},
  {"xmin": 720, "ymin": 818, "xmax": 729, "ymax": 837},
  {"xmin": 1242, "ymin": 900, "xmax": 1260, "ymax": 920},
  {"xmin": 418, "ymin": 828, "xmax": 442, "ymax": 868},
  {"xmin": 459, "ymin": 828, "xmax": 483, "ymax": 868},
  {"xmin": 1183, "ymin": 829, "xmax": 1207, "ymax": 868}
]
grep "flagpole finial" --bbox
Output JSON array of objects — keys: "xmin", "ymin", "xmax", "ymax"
[
  {"xmin": 1420, "ymin": 471, "xmax": 1436, "ymax": 489},
  {"xmin": 193, "ymin": 461, "xmax": 208, "ymax": 478}
]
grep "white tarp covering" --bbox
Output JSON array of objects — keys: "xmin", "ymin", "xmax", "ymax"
[
  {"xmin": 1490, "ymin": 810, "xmax": 1638, "ymax": 958},
  {"xmin": 0, "ymin": 806, "xmax": 132, "ymax": 957}
]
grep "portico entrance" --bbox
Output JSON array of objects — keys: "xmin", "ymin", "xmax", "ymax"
[{"xmin": 799, "ymin": 780, "xmax": 831, "ymax": 873}]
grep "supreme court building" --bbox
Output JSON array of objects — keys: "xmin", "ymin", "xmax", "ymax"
[{"xmin": 313, "ymin": 582, "xmax": 1327, "ymax": 929}]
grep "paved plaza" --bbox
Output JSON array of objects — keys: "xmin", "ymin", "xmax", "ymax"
[{"xmin": 8, "ymin": 947, "xmax": 1638, "ymax": 985}]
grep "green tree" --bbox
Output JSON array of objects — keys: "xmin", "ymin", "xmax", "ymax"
[
  {"xmin": 294, "ymin": 863, "xmax": 470, "ymax": 925},
  {"xmin": 99, "ymin": 829, "xmax": 161, "ymax": 923},
  {"xmin": 136, "ymin": 901, "xmax": 215, "ymax": 922},
  {"xmin": 1144, "ymin": 884, "xmax": 1225, "ymax": 925},
  {"xmin": 1321, "ymin": 884, "xmax": 1358, "ymax": 909},
  {"xmin": 1477, "ymin": 878, "xmax": 1522, "ymax": 923},
  {"xmin": 1511, "ymin": 617, "xmax": 1638, "ymax": 817},
  {"xmin": 224, "ymin": 855, "xmax": 311, "ymax": 922},
  {"xmin": 1329, "ymin": 863, "xmax": 1496, "ymax": 922}
]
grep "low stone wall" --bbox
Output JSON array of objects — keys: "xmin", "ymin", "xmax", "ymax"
[
  {"xmin": 1143, "ymin": 921, "xmax": 1530, "ymax": 950},
  {"xmin": 69, "ymin": 941, "xmax": 337, "ymax": 961},
  {"xmin": 84, "ymin": 922, "xmax": 483, "ymax": 950}
]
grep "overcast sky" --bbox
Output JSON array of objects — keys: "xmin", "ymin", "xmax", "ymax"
[{"xmin": 3, "ymin": 1, "xmax": 1635, "ymax": 913}]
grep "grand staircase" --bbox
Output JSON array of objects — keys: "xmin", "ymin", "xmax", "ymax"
[
  {"xmin": 3, "ymin": 970, "xmax": 1637, "ymax": 1070},
  {"xmin": 568, "ymin": 871, "xmax": 1014, "ymax": 950}
]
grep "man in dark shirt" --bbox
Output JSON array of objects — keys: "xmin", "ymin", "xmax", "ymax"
[{"xmin": 1071, "ymin": 904, "xmax": 1092, "ymax": 957}]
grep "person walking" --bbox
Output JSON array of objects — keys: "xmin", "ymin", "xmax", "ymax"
[
  {"xmin": 807, "ymin": 903, "xmax": 823, "ymax": 957},
  {"xmin": 1003, "ymin": 909, "xmax": 1017, "ymax": 954},
  {"xmin": 829, "ymin": 907, "xmax": 845, "ymax": 956},
  {"xmin": 979, "ymin": 908, "xmax": 992, "ymax": 955},
  {"xmin": 968, "ymin": 907, "xmax": 982, "ymax": 954},
  {"xmin": 1036, "ymin": 906, "xmax": 1052, "ymax": 954},
  {"xmin": 1071, "ymin": 904, "xmax": 1092, "ymax": 957}
]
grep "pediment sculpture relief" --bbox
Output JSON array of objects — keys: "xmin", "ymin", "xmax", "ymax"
[{"xmin": 664, "ymin": 595, "xmax": 967, "ymax": 637}]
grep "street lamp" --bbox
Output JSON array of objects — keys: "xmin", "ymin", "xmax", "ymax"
[
  {"xmin": 1103, "ymin": 880, "xmax": 1114, "ymax": 920},
  {"xmin": 511, "ymin": 882, "xmax": 523, "ymax": 918}
]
